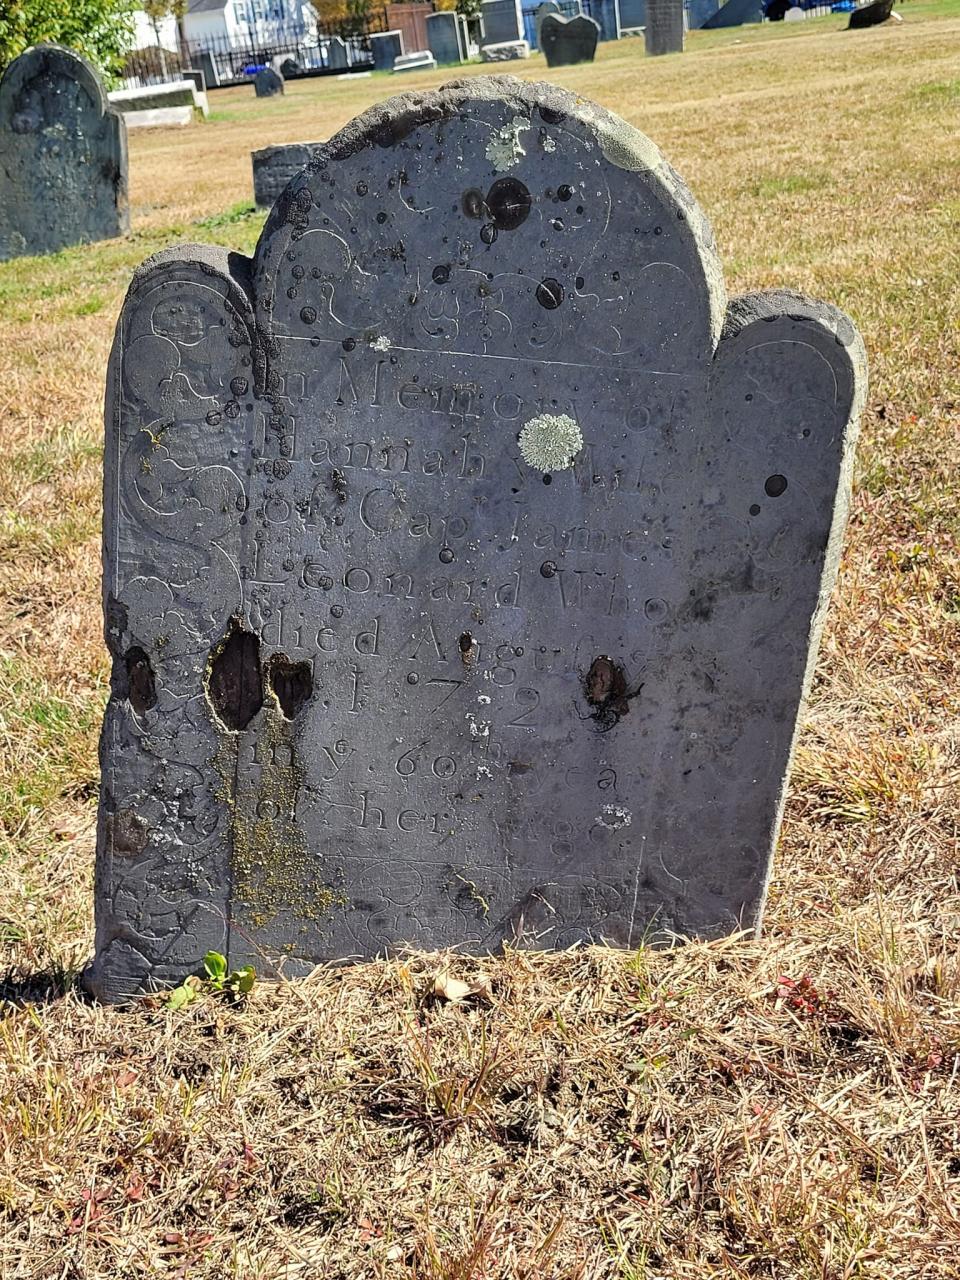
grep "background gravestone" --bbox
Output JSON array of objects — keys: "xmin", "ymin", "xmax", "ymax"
[
  {"xmin": 540, "ymin": 13, "xmax": 601, "ymax": 65},
  {"xmin": 87, "ymin": 77, "xmax": 865, "ymax": 1002},
  {"xmin": 426, "ymin": 10, "xmax": 467, "ymax": 63},
  {"xmin": 645, "ymin": 0, "xmax": 684, "ymax": 51},
  {"xmin": 370, "ymin": 31, "xmax": 404, "ymax": 69},
  {"xmin": 618, "ymin": 0, "xmax": 647, "ymax": 29},
  {"xmin": 252, "ymin": 141, "xmax": 320, "ymax": 208},
  {"xmin": 254, "ymin": 66, "xmax": 284, "ymax": 97},
  {"xmin": 534, "ymin": 0, "xmax": 562, "ymax": 47},
  {"xmin": 327, "ymin": 36, "xmax": 349, "ymax": 70},
  {"xmin": 481, "ymin": 0, "xmax": 524, "ymax": 45},
  {"xmin": 0, "ymin": 44, "xmax": 128, "ymax": 262}
]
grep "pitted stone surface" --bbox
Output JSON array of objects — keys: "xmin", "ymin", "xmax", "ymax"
[
  {"xmin": 540, "ymin": 13, "xmax": 601, "ymax": 66},
  {"xmin": 88, "ymin": 76, "xmax": 866, "ymax": 1001},
  {"xmin": 0, "ymin": 44, "xmax": 128, "ymax": 262}
]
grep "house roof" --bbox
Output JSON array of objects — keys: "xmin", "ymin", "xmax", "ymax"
[{"xmin": 187, "ymin": 0, "xmax": 228, "ymax": 13}]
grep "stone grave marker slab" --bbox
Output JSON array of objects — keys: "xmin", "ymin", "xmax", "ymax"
[
  {"xmin": 618, "ymin": 0, "xmax": 646, "ymax": 29},
  {"xmin": 370, "ymin": 31, "xmax": 404, "ymax": 69},
  {"xmin": 252, "ymin": 141, "xmax": 320, "ymax": 208},
  {"xmin": 255, "ymin": 66, "xmax": 284, "ymax": 97},
  {"xmin": 541, "ymin": 13, "xmax": 601, "ymax": 65},
  {"xmin": 0, "ymin": 44, "xmax": 128, "ymax": 262},
  {"xmin": 481, "ymin": 39, "xmax": 531, "ymax": 59},
  {"xmin": 327, "ymin": 36, "xmax": 349, "ymax": 70},
  {"xmin": 426, "ymin": 11, "xmax": 467, "ymax": 63},
  {"xmin": 393, "ymin": 51, "xmax": 438, "ymax": 72},
  {"xmin": 534, "ymin": 1, "xmax": 562, "ymax": 47},
  {"xmin": 481, "ymin": 0, "xmax": 524, "ymax": 45},
  {"xmin": 645, "ymin": 0, "xmax": 684, "ymax": 51},
  {"xmin": 87, "ymin": 77, "xmax": 865, "ymax": 1001}
]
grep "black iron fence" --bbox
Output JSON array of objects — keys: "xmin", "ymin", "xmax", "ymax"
[{"xmin": 122, "ymin": 13, "xmax": 392, "ymax": 89}]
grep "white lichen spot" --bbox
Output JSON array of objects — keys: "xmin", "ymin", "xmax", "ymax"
[
  {"xmin": 485, "ymin": 115, "xmax": 530, "ymax": 171},
  {"xmin": 542, "ymin": 134, "xmax": 557, "ymax": 153},
  {"xmin": 465, "ymin": 713, "xmax": 490, "ymax": 739},
  {"xmin": 370, "ymin": 335, "xmax": 391, "ymax": 351},
  {"xmin": 477, "ymin": 693, "xmax": 491, "ymax": 705},
  {"xmin": 518, "ymin": 413, "xmax": 583, "ymax": 472},
  {"xmin": 597, "ymin": 804, "xmax": 632, "ymax": 831},
  {"xmin": 476, "ymin": 764, "xmax": 493, "ymax": 779}
]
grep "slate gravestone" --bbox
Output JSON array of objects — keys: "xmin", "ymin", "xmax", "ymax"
[
  {"xmin": 255, "ymin": 66, "xmax": 284, "ymax": 97},
  {"xmin": 87, "ymin": 77, "xmax": 865, "ymax": 1002},
  {"xmin": 0, "ymin": 44, "xmax": 128, "ymax": 262},
  {"xmin": 848, "ymin": 0, "xmax": 893, "ymax": 27},
  {"xmin": 534, "ymin": 1, "xmax": 562, "ymax": 47},
  {"xmin": 426, "ymin": 10, "xmax": 466, "ymax": 63},
  {"xmin": 645, "ymin": 0, "xmax": 683, "ymax": 51},
  {"xmin": 252, "ymin": 141, "xmax": 319, "ymax": 208},
  {"xmin": 370, "ymin": 31, "xmax": 404, "ymax": 69},
  {"xmin": 618, "ymin": 0, "xmax": 646, "ymax": 28},
  {"xmin": 481, "ymin": 0, "xmax": 524, "ymax": 45},
  {"xmin": 327, "ymin": 36, "xmax": 349, "ymax": 70},
  {"xmin": 541, "ymin": 13, "xmax": 601, "ymax": 65}
]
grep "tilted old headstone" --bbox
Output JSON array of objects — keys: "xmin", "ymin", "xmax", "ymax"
[
  {"xmin": 0, "ymin": 44, "xmax": 128, "ymax": 262},
  {"xmin": 254, "ymin": 66, "xmax": 284, "ymax": 97},
  {"xmin": 645, "ymin": 0, "xmax": 684, "ymax": 52},
  {"xmin": 540, "ymin": 13, "xmax": 601, "ymax": 66},
  {"xmin": 252, "ymin": 141, "xmax": 321, "ymax": 208},
  {"xmin": 86, "ymin": 77, "xmax": 865, "ymax": 1001}
]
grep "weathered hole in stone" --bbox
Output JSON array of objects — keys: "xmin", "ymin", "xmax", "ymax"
[
  {"xmin": 584, "ymin": 656, "xmax": 633, "ymax": 730},
  {"xmin": 486, "ymin": 177, "xmax": 532, "ymax": 230},
  {"xmin": 124, "ymin": 646, "xmax": 156, "ymax": 715},
  {"xmin": 459, "ymin": 632, "xmax": 475, "ymax": 665},
  {"xmin": 207, "ymin": 619, "xmax": 263, "ymax": 731},
  {"xmin": 536, "ymin": 278, "xmax": 564, "ymax": 310},
  {"xmin": 462, "ymin": 188, "xmax": 485, "ymax": 218},
  {"xmin": 269, "ymin": 654, "xmax": 313, "ymax": 720},
  {"xmin": 764, "ymin": 473, "xmax": 788, "ymax": 498}
]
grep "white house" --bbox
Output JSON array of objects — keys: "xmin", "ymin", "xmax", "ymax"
[{"xmin": 182, "ymin": 0, "xmax": 319, "ymax": 46}]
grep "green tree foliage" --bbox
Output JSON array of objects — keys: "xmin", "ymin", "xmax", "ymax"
[{"xmin": 0, "ymin": 0, "xmax": 139, "ymax": 79}]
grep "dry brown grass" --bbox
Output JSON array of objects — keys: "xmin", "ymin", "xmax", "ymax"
[{"xmin": 1, "ymin": 4, "xmax": 960, "ymax": 1276}]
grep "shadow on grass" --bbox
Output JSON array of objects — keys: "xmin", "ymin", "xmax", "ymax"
[{"xmin": 0, "ymin": 966, "xmax": 87, "ymax": 1008}]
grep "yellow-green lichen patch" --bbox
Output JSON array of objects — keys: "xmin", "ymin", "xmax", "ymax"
[
  {"xmin": 485, "ymin": 115, "xmax": 530, "ymax": 171},
  {"xmin": 518, "ymin": 413, "xmax": 583, "ymax": 472},
  {"xmin": 229, "ymin": 708, "xmax": 344, "ymax": 934}
]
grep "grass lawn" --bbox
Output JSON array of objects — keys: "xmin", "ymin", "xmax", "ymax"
[{"xmin": 1, "ymin": 3, "xmax": 960, "ymax": 1275}]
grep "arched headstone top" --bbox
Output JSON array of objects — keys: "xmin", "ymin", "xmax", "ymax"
[
  {"xmin": 253, "ymin": 76, "xmax": 727, "ymax": 366},
  {"xmin": 0, "ymin": 42, "xmax": 113, "ymax": 124},
  {"xmin": 89, "ymin": 76, "xmax": 866, "ymax": 1001},
  {"xmin": 0, "ymin": 43, "xmax": 128, "ymax": 260}
]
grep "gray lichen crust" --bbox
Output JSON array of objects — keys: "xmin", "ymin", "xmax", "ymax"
[{"xmin": 87, "ymin": 75, "xmax": 866, "ymax": 1002}]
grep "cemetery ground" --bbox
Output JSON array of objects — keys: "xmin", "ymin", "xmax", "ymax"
[{"xmin": 1, "ymin": 6, "xmax": 959, "ymax": 1276}]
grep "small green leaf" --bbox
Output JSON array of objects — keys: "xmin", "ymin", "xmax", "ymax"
[
  {"xmin": 167, "ymin": 984, "xmax": 196, "ymax": 1011},
  {"xmin": 233, "ymin": 966, "xmax": 256, "ymax": 994},
  {"xmin": 203, "ymin": 951, "xmax": 228, "ymax": 984}
]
